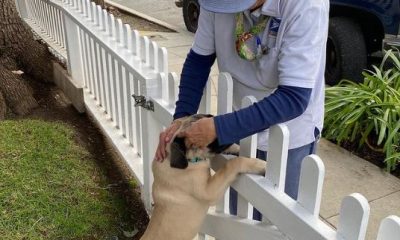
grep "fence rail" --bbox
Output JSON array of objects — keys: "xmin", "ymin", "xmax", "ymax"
[{"xmin": 15, "ymin": 0, "xmax": 400, "ymax": 239}]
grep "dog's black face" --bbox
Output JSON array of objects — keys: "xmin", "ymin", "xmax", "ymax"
[
  {"xmin": 170, "ymin": 137, "xmax": 189, "ymax": 169},
  {"xmin": 169, "ymin": 114, "xmax": 233, "ymax": 169}
]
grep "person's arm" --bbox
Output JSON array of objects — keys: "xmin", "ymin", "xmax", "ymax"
[
  {"xmin": 174, "ymin": 7, "xmax": 216, "ymax": 119},
  {"xmin": 214, "ymin": 86, "xmax": 311, "ymax": 145},
  {"xmin": 173, "ymin": 49, "xmax": 216, "ymax": 119}
]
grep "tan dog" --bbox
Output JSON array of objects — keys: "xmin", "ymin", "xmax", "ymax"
[{"xmin": 140, "ymin": 114, "xmax": 266, "ymax": 240}]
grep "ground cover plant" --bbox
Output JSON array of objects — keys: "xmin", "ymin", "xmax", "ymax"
[
  {"xmin": 0, "ymin": 119, "xmax": 139, "ymax": 239},
  {"xmin": 324, "ymin": 49, "xmax": 400, "ymax": 171}
]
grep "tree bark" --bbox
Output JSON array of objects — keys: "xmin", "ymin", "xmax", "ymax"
[
  {"xmin": 0, "ymin": 89, "xmax": 5, "ymax": 120},
  {"xmin": 0, "ymin": 0, "xmax": 54, "ymax": 118},
  {"xmin": 0, "ymin": 64, "xmax": 38, "ymax": 115}
]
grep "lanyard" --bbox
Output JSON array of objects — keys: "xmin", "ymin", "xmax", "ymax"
[{"xmin": 235, "ymin": 12, "xmax": 269, "ymax": 61}]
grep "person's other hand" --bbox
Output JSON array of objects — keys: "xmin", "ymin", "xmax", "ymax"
[
  {"xmin": 154, "ymin": 118, "xmax": 186, "ymax": 162},
  {"xmin": 179, "ymin": 117, "xmax": 217, "ymax": 149}
]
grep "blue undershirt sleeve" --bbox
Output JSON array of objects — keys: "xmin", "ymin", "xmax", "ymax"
[
  {"xmin": 173, "ymin": 49, "xmax": 216, "ymax": 120},
  {"xmin": 214, "ymin": 86, "xmax": 312, "ymax": 145}
]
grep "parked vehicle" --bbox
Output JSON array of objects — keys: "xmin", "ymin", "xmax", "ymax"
[
  {"xmin": 175, "ymin": 0, "xmax": 400, "ymax": 85},
  {"xmin": 175, "ymin": 0, "xmax": 200, "ymax": 33}
]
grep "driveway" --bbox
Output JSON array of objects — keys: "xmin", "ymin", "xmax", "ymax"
[{"xmin": 106, "ymin": 0, "xmax": 189, "ymax": 32}]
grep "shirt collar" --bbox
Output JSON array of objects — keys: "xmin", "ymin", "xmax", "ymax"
[
  {"xmin": 261, "ymin": 0, "xmax": 281, "ymax": 18},
  {"xmin": 251, "ymin": 8, "xmax": 262, "ymax": 18}
]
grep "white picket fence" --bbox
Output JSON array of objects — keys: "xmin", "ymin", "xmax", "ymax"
[{"xmin": 14, "ymin": 0, "xmax": 400, "ymax": 239}]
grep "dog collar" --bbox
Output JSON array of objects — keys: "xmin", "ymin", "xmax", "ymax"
[{"xmin": 189, "ymin": 157, "xmax": 203, "ymax": 163}]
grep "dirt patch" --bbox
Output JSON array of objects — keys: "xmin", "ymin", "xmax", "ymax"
[{"xmin": 9, "ymin": 77, "xmax": 149, "ymax": 239}]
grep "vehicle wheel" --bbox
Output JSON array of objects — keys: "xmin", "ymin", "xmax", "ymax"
[
  {"xmin": 325, "ymin": 17, "xmax": 367, "ymax": 85},
  {"xmin": 183, "ymin": 0, "xmax": 200, "ymax": 33}
]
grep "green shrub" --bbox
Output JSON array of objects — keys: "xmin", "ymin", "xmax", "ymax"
[{"xmin": 324, "ymin": 49, "xmax": 400, "ymax": 171}]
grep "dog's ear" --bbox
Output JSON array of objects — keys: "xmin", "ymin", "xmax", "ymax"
[
  {"xmin": 207, "ymin": 139, "xmax": 233, "ymax": 154},
  {"xmin": 170, "ymin": 137, "xmax": 189, "ymax": 169}
]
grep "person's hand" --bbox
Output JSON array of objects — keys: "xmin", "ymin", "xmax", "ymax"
[
  {"xmin": 154, "ymin": 118, "xmax": 186, "ymax": 162},
  {"xmin": 178, "ymin": 117, "xmax": 217, "ymax": 149}
]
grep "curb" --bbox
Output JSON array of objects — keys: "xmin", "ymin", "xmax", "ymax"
[{"xmin": 105, "ymin": 0, "xmax": 181, "ymax": 33}]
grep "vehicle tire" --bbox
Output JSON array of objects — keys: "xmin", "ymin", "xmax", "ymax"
[
  {"xmin": 183, "ymin": 0, "xmax": 200, "ymax": 33},
  {"xmin": 325, "ymin": 17, "xmax": 367, "ymax": 85}
]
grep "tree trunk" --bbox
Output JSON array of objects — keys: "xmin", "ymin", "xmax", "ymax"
[
  {"xmin": 0, "ymin": 0, "xmax": 53, "ymax": 118},
  {"xmin": 0, "ymin": 89, "xmax": 5, "ymax": 120}
]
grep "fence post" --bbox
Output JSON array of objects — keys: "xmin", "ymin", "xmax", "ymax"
[
  {"xmin": 62, "ymin": 12, "xmax": 84, "ymax": 86},
  {"xmin": 15, "ymin": 0, "xmax": 29, "ymax": 18}
]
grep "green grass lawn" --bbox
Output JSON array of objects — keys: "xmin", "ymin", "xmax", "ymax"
[{"xmin": 0, "ymin": 120, "xmax": 135, "ymax": 239}]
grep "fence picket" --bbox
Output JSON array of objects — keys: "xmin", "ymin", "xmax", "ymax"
[
  {"xmin": 104, "ymin": 52, "xmax": 113, "ymax": 118},
  {"xmin": 118, "ymin": 64, "xmax": 127, "ymax": 137},
  {"xmin": 149, "ymin": 41, "xmax": 158, "ymax": 71},
  {"xmin": 199, "ymin": 78, "xmax": 212, "ymax": 114},
  {"xmin": 80, "ymin": 29, "xmax": 88, "ymax": 88},
  {"xmin": 115, "ymin": 61, "xmax": 123, "ymax": 130},
  {"xmin": 126, "ymin": 71, "xmax": 134, "ymax": 145},
  {"xmin": 50, "ymin": 6, "xmax": 56, "ymax": 42},
  {"xmin": 99, "ymin": 47, "xmax": 108, "ymax": 112},
  {"xmin": 297, "ymin": 155, "xmax": 325, "ymax": 217},
  {"xmin": 87, "ymin": 0, "xmax": 92, "ymax": 19},
  {"xmin": 140, "ymin": 36, "xmax": 150, "ymax": 66},
  {"xmin": 16, "ymin": 0, "xmax": 29, "ymax": 18},
  {"xmin": 90, "ymin": 2, "xmax": 96, "ymax": 23},
  {"xmin": 109, "ymin": 56, "xmax": 118, "ymax": 126},
  {"xmin": 43, "ymin": 1, "xmax": 50, "ymax": 34},
  {"xmin": 95, "ymin": 43, "xmax": 104, "ymax": 106},
  {"xmin": 337, "ymin": 193, "xmax": 370, "ymax": 240},
  {"xmin": 377, "ymin": 216, "xmax": 400, "ymax": 240},
  {"xmin": 84, "ymin": 0, "xmax": 89, "ymax": 17},
  {"xmin": 108, "ymin": 13, "xmax": 114, "ymax": 37},
  {"xmin": 132, "ymin": 29, "xmax": 140, "ymax": 57},
  {"xmin": 215, "ymin": 72, "xmax": 233, "ymax": 215},
  {"xmin": 133, "ymin": 73, "xmax": 142, "ymax": 153},
  {"xmin": 168, "ymin": 72, "xmax": 178, "ymax": 108},
  {"xmin": 122, "ymin": 24, "xmax": 129, "ymax": 49},
  {"xmin": 78, "ymin": 0, "xmax": 83, "ymax": 13},
  {"xmin": 101, "ymin": 9, "xmax": 107, "ymax": 32},
  {"xmin": 236, "ymin": 96, "xmax": 258, "ymax": 219},
  {"xmin": 89, "ymin": 37, "xmax": 98, "ymax": 99},
  {"xmin": 266, "ymin": 124, "xmax": 289, "ymax": 192},
  {"xmin": 114, "ymin": 18, "xmax": 121, "ymax": 44}
]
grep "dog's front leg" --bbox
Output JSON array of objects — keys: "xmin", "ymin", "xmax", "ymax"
[{"xmin": 195, "ymin": 157, "xmax": 266, "ymax": 205}]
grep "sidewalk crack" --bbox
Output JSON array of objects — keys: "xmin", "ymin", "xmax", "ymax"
[
  {"xmin": 368, "ymin": 189, "xmax": 400, "ymax": 203},
  {"xmin": 323, "ymin": 189, "xmax": 400, "ymax": 221}
]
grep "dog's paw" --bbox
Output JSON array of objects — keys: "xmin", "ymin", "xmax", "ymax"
[
  {"xmin": 235, "ymin": 157, "xmax": 266, "ymax": 175},
  {"xmin": 252, "ymin": 160, "xmax": 266, "ymax": 175},
  {"xmin": 222, "ymin": 144, "xmax": 240, "ymax": 156}
]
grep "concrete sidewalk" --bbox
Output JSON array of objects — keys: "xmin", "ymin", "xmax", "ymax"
[{"xmin": 110, "ymin": 1, "xmax": 400, "ymax": 239}]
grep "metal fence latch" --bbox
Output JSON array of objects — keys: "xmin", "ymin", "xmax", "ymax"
[{"xmin": 132, "ymin": 94, "xmax": 154, "ymax": 112}]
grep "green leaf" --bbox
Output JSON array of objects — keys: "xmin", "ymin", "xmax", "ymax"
[{"xmin": 377, "ymin": 109, "xmax": 390, "ymax": 145}]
